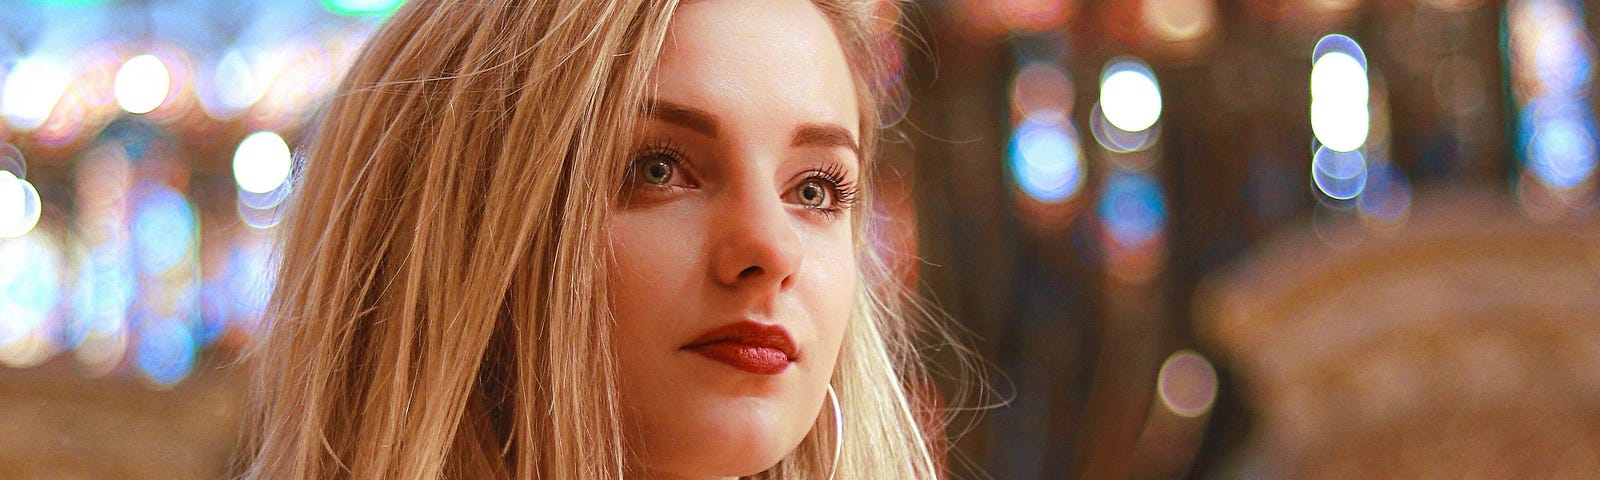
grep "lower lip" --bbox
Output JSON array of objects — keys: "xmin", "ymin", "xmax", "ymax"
[{"xmin": 686, "ymin": 342, "xmax": 792, "ymax": 375}]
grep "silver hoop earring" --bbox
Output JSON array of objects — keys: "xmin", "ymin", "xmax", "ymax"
[{"xmin": 826, "ymin": 384, "xmax": 842, "ymax": 480}]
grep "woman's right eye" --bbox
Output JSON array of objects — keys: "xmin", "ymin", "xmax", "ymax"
[
  {"xmin": 638, "ymin": 156, "xmax": 675, "ymax": 185},
  {"xmin": 622, "ymin": 144, "xmax": 694, "ymax": 204}
]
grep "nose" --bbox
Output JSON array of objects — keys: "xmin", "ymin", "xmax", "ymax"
[{"xmin": 709, "ymin": 184, "xmax": 803, "ymax": 291}]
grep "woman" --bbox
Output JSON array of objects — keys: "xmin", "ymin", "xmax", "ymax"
[{"xmin": 242, "ymin": 0, "xmax": 964, "ymax": 478}]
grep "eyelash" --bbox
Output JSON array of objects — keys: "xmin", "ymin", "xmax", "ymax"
[{"xmin": 623, "ymin": 141, "xmax": 861, "ymax": 219}]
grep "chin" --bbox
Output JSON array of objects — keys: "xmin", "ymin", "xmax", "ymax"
[
  {"xmin": 728, "ymin": 431, "xmax": 800, "ymax": 475},
  {"xmin": 646, "ymin": 439, "xmax": 794, "ymax": 478},
  {"xmin": 643, "ymin": 401, "xmax": 810, "ymax": 477}
]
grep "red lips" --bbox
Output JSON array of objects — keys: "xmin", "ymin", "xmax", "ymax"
[{"xmin": 681, "ymin": 320, "xmax": 798, "ymax": 375}]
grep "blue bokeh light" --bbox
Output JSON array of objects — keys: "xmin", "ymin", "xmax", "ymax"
[
  {"xmin": 1358, "ymin": 162, "xmax": 1412, "ymax": 224},
  {"xmin": 227, "ymin": 242, "xmax": 274, "ymax": 332},
  {"xmin": 1510, "ymin": 0, "xmax": 1598, "ymax": 192},
  {"xmin": 1312, "ymin": 147, "xmax": 1368, "ymax": 200},
  {"xmin": 131, "ymin": 185, "xmax": 198, "ymax": 275},
  {"xmin": 1522, "ymin": 99, "xmax": 1598, "ymax": 190},
  {"xmin": 134, "ymin": 317, "xmax": 196, "ymax": 386},
  {"xmin": 67, "ymin": 245, "xmax": 135, "ymax": 347},
  {"xmin": 1313, "ymin": 33, "xmax": 1368, "ymax": 71},
  {"xmin": 1008, "ymin": 118, "xmax": 1086, "ymax": 203},
  {"xmin": 1097, "ymin": 171, "xmax": 1168, "ymax": 249}
]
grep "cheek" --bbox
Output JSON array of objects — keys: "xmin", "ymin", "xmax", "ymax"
[
  {"xmin": 607, "ymin": 211, "xmax": 701, "ymax": 374},
  {"xmin": 800, "ymin": 226, "xmax": 857, "ymax": 364},
  {"xmin": 609, "ymin": 210, "xmax": 697, "ymax": 307}
]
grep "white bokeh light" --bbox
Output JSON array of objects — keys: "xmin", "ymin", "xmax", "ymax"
[
  {"xmin": 114, "ymin": 54, "xmax": 172, "ymax": 115},
  {"xmin": 0, "ymin": 171, "xmax": 22, "ymax": 234},
  {"xmin": 1311, "ymin": 100, "xmax": 1371, "ymax": 153},
  {"xmin": 233, "ymin": 131, "xmax": 292, "ymax": 194},
  {"xmin": 0, "ymin": 230, "xmax": 63, "ymax": 368},
  {"xmin": 1310, "ymin": 52, "xmax": 1368, "ymax": 105},
  {"xmin": 1310, "ymin": 49, "xmax": 1371, "ymax": 152},
  {"xmin": 1, "ymin": 58, "xmax": 71, "ymax": 131},
  {"xmin": 216, "ymin": 49, "xmax": 266, "ymax": 111},
  {"xmin": 2, "ymin": 178, "xmax": 41, "ymax": 239},
  {"xmin": 1099, "ymin": 59, "xmax": 1163, "ymax": 133}
]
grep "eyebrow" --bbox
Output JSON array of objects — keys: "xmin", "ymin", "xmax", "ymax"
[
  {"xmin": 643, "ymin": 98, "xmax": 860, "ymax": 158},
  {"xmin": 791, "ymin": 123, "xmax": 861, "ymax": 159},
  {"xmin": 645, "ymin": 99, "xmax": 719, "ymax": 137}
]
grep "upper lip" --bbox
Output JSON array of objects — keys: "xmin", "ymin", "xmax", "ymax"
[{"xmin": 681, "ymin": 320, "xmax": 799, "ymax": 360}]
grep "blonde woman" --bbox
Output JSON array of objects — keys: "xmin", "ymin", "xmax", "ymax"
[{"xmin": 242, "ymin": 0, "xmax": 967, "ymax": 478}]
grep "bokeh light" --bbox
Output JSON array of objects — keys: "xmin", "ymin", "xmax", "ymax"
[
  {"xmin": 1310, "ymin": 52, "xmax": 1369, "ymax": 104},
  {"xmin": 1, "ymin": 57, "xmax": 71, "ymax": 131},
  {"xmin": 1357, "ymin": 162, "xmax": 1413, "ymax": 230},
  {"xmin": 1092, "ymin": 101, "xmax": 1160, "ymax": 154},
  {"xmin": 1012, "ymin": 61, "xmax": 1074, "ymax": 125},
  {"xmin": 238, "ymin": 180, "xmax": 292, "ymax": 211},
  {"xmin": 1312, "ymin": 146, "xmax": 1368, "ymax": 200},
  {"xmin": 233, "ymin": 131, "xmax": 292, "ymax": 194},
  {"xmin": 0, "ymin": 171, "xmax": 24, "ymax": 235},
  {"xmin": 1158, "ymin": 350, "xmax": 1219, "ymax": 418},
  {"xmin": 131, "ymin": 186, "xmax": 198, "ymax": 275},
  {"xmin": 0, "ymin": 174, "xmax": 42, "ymax": 239},
  {"xmin": 1509, "ymin": 0, "xmax": 1592, "ymax": 99},
  {"xmin": 1508, "ymin": 0, "xmax": 1597, "ymax": 199},
  {"xmin": 1099, "ymin": 58, "xmax": 1163, "ymax": 133},
  {"xmin": 1523, "ymin": 102, "xmax": 1597, "ymax": 190},
  {"xmin": 1142, "ymin": 0, "xmax": 1217, "ymax": 43},
  {"xmin": 0, "ymin": 230, "xmax": 64, "ymax": 368},
  {"xmin": 1309, "ymin": 96, "xmax": 1371, "ymax": 154},
  {"xmin": 69, "ymin": 245, "xmax": 136, "ymax": 357},
  {"xmin": 0, "ymin": 0, "xmax": 387, "ymax": 394},
  {"xmin": 0, "ymin": 146, "xmax": 40, "ymax": 239},
  {"xmin": 0, "ymin": 144, "xmax": 24, "ymax": 178},
  {"xmin": 990, "ymin": 0, "xmax": 1076, "ymax": 34},
  {"xmin": 225, "ymin": 237, "xmax": 274, "ymax": 335},
  {"xmin": 247, "ymin": 40, "xmax": 339, "ymax": 130},
  {"xmin": 69, "ymin": 143, "xmax": 136, "ymax": 375},
  {"xmin": 198, "ymin": 48, "xmax": 268, "ymax": 120},
  {"xmin": 113, "ymin": 54, "xmax": 171, "ymax": 115},
  {"xmin": 322, "ymin": 0, "xmax": 406, "ymax": 16},
  {"xmin": 1310, "ymin": 36, "xmax": 1371, "ymax": 153},
  {"xmin": 1098, "ymin": 170, "xmax": 1168, "ymax": 250},
  {"xmin": 1009, "ymin": 117, "xmax": 1086, "ymax": 203},
  {"xmin": 134, "ymin": 317, "xmax": 196, "ymax": 387},
  {"xmin": 238, "ymin": 194, "xmax": 287, "ymax": 229},
  {"xmin": 1312, "ymin": 33, "xmax": 1369, "ymax": 71}
]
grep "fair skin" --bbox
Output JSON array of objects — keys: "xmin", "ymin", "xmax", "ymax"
[{"xmin": 607, "ymin": 0, "xmax": 862, "ymax": 478}]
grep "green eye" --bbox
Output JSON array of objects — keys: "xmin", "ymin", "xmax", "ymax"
[
  {"xmin": 797, "ymin": 180, "xmax": 831, "ymax": 207},
  {"xmin": 639, "ymin": 158, "xmax": 674, "ymax": 185}
]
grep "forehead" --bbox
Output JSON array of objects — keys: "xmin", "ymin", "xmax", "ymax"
[{"xmin": 653, "ymin": 0, "xmax": 859, "ymax": 136}]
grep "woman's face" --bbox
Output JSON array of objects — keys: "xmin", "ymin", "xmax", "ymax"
[{"xmin": 607, "ymin": 0, "xmax": 860, "ymax": 478}]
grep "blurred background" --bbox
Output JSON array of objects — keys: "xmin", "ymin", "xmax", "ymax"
[{"xmin": 0, "ymin": 0, "xmax": 1598, "ymax": 478}]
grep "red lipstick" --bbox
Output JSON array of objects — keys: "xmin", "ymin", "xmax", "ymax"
[{"xmin": 681, "ymin": 321, "xmax": 797, "ymax": 375}]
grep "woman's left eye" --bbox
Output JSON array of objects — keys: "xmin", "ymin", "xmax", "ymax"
[
  {"xmin": 795, "ymin": 179, "xmax": 834, "ymax": 208},
  {"xmin": 788, "ymin": 167, "xmax": 858, "ymax": 217}
]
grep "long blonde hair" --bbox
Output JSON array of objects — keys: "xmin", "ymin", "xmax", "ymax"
[{"xmin": 240, "ymin": 0, "xmax": 957, "ymax": 478}]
